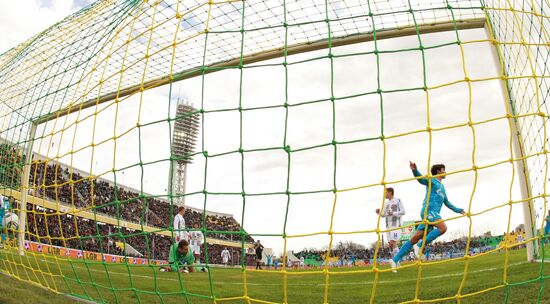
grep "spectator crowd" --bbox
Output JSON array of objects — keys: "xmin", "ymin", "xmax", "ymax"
[
  {"xmin": 24, "ymin": 201, "xmax": 258, "ymax": 264},
  {"xmin": 0, "ymin": 143, "xmax": 255, "ymax": 264},
  {"xmin": 27, "ymin": 160, "xmax": 253, "ymax": 244},
  {"xmin": 294, "ymin": 235, "xmax": 499, "ymax": 267},
  {"xmin": 0, "ymin": 144, "xmax": 518, "ymax": 268}
]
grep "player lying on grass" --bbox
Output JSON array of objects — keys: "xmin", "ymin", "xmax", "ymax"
[
  {"xmin": 390, "ymin": 162, "xmax": 465, "ymax": 272},
  {"xmin": 160, "ymin": 240, "xmax": 195, "ymax": 273}
]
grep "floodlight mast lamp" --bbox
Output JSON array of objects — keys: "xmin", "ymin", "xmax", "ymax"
[{"xmin": 170, "ymin": 100, "xmax": 200, "ymax": 206}]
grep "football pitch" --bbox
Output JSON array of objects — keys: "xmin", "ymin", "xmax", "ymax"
[{"xmin": 0, "ymin": 247, "xmax": 549, "ymax": 304}]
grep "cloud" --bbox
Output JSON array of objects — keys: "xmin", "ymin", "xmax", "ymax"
[{"xmin": 0, "ymin": 0, "xmax": 88, "ymax": 54}]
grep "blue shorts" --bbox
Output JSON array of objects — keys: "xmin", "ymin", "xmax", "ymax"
[{"xmin": 417, "ymin": 210, "xmax": 442, "ymax": 231}]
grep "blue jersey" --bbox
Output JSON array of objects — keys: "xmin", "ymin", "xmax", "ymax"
[
  {"xmin": 545, "ymin": 216, "xmax": 550, "ymax": 233},
  {"xmin": 413, "ymin": 169, "xmax": 463, "ymax": 217},
  {"xmin": 0, "ymin": 197, "xmax": 5, "ymax": 216},
  {"xmin": 0, "ymin": 198, "xmax": 5, "ymax": 228}
]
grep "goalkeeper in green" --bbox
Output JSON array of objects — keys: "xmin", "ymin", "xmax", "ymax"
[{"xmin": 168, "ymin": 240, "xmax": 195, "ymax": 273}]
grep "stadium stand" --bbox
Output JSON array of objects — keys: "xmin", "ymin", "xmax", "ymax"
[
  {"xmin": 0, "ymin": 143, "xmax": 254, "ymax": 263},
  {"xmin": 28, "ymin": 158, "xmax": 254, "ymax": 243}
]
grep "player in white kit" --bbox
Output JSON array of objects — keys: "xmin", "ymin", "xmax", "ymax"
[
  {"xmin": 173, "ymin": 206, "xmax": 188, "ymax": 243},
  {"xmin": 189, "ymin": 223, "xmax": 207, "ymax": 272},
  {"xmin": 221, "ymin": 247, "xmax": 231, "ymax": 266},
  {"xmin": 376, "ymin": 187, "xmax": 405, "ymax": 268}
]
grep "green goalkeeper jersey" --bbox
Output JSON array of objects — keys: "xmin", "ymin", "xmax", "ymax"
[{"xmin": 169, "ymin": 243, "xmax": 195, "ymax": 271}]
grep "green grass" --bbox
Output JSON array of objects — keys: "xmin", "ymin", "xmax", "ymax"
[
  {"xmin": 0, "ymin": 272, "xmax": 76, "ymax": 304},
  {"xmin": 541, "ymin": 242, "xmax": 550, "ymax": 261},
  {"xmin": 1, "ymin": 247, "xmax": 549, "ymax": 303}
]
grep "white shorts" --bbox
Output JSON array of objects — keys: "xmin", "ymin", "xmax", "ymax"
[
  {"xmin": 386, "ymin": 230, "xmax": 401, "ymax": 242},
  {"xmin": 191, "ymin": 245, "xmax": 201, "ymax": 255},
  {"xmin": 222, "ymin": 257, "xmax": 229, "ymax": 264}
]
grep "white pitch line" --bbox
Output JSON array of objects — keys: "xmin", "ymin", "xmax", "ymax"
[{"xmin": 27, "ymin": 255, "xmax": 528, "ymax": 287}]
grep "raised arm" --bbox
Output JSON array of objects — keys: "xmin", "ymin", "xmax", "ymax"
[{"xmin": 410, "ymin": 161, "xmax": 428, "ymax": 185}]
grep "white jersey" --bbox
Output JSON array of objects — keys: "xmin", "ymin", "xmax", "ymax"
[
  {"xmin": 173, "ymin": 214, "xmax": 187, "ymax": 241},
  {"xmin": 381, "ymin": 198, "xmax": 405, "ymax": 229},
  {"xmin": 189, "ymin": 231, "xmax": 203, "ymax": 254},
  {"xmin": 221, "ymin": 249, "xmax": 230, "ymax": 263}
]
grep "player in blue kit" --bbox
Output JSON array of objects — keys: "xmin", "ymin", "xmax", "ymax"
[
  {"xmin": 544, "ymin": 210, "xmax": 550, "ymax": 244},
  {"xmin": 390, "ymin": 162, "xmax": 465, "ymax": 272},
  {"xmin": 0, "ymin": 195, "xmax": 9, "ymax": 247}
]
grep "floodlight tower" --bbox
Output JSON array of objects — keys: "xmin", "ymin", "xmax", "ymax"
[{"xmin": 170, "ymin": 99, "xmax": 199, "ymax": 206}]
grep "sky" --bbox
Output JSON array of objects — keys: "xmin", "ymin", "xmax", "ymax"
[
  {"xmin": 0, "ymin": 0, "xmax": 538, "ymax": 255},
  {"xmin": 0, "ymin": 0, "xmax": 95, "ymax": 55}
]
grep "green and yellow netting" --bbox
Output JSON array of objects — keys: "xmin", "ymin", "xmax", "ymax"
[{"xmin": 0, "ymin": 0, "xmax": 548, "ymax": 303}]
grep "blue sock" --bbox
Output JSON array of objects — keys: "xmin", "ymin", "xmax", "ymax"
[
  {"xmin": 1, "ymin": 233, "xmax": 5, "ymax": 243},
  {"xmin": 424, "ymin": 228, "xmax": 442, "ymax": 244},
  {"xmin": 416, "ymin": 229, "xmax": 442, "ymax": 249},
  {"xmin": 392, "ymin": 241, "xmax": 412, "ymax": 263}
]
